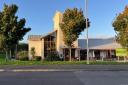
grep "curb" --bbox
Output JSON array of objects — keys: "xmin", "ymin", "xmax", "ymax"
[
  {"xmin": 0, "ymin": 69, "xmax": 80, "ymax": 72},
  {"xmin": 1, "ymin": 69, "xmax": 128, "ymax": 72},
  {"xmin": 1, "ymin": 65, "xmax": 128, "ymax": 72},
  {"xmin": 12, "ymin": 69, "xmax": 75, "ymax": 72}
]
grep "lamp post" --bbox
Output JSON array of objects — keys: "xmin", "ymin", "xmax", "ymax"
[{"xmin": 86, "ymin": 0, "xmax": 89, "ymax": 64}]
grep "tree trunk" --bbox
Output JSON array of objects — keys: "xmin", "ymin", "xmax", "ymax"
[
  {"xmin": 101, "ymin": 56, "xmax": 104, "ymax": 61},
  {"xmin": 15, "ymin": 44, "xmax": 17, "ymax": 59},
  {"xmin": 79, "ymin": 49, "xmax": 80, "ymax": 61},
  {"xmin": 9, "ymin": 49, "xmax": 11, "ymax": 60},
  {"xmin": 5, "ymin": 50, "xmax": 9, "ymax": 61},
  {"xmin": 69, "ymin": 46, "xmax": 72, "ymax": 62}
]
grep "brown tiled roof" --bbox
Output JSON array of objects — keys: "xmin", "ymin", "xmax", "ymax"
[
  {"xmin": 28, "ymin": 30, "xmax": 57, "ymax": 41},
  {"xmin": 28, "ymin": 35, "xmax": 42, "ymax": 41},
  {"xmin": 41, "ymin": 30, "xmax": 57, "ymax": 38}
]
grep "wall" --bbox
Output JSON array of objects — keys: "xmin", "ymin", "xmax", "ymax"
[
  {"xmin": 53, "ymin": 11, "xmax": 64, "ymax": 54},
  {"xmin": 28, "ymin": 40, "xmax": 42, "ymax": 60}
]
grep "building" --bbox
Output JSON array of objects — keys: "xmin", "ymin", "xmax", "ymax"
[
  {"xmin": 79, "ymin": 38, "xmax": 121, "ymax": 60},
  {"xmin": 28, "ymin": 11, "xmax": 122, "ymax": 60}
]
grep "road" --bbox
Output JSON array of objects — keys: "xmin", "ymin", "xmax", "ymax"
[
  {"xmin": 1, "ymin": 65, "xmax": 128, "ymax": 71},
  {"xmin": 0, "ymin": 71, "xmax": 128, "ymax": 85}
]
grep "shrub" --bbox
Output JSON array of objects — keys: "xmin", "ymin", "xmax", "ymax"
[
  {"xmin": 30, "ymin": 47, "xmax": 35, "ymax": 60},
  {"xmin": 45, "ymin": 52, "xmax": 61, "ymax": 61},
  {"xmin": 17, "ymin": 51, "xmax": 28, "ymax": 61},
  {"xmin": 34, "ymin": 56, "xmax": 42, "ymax": 61}
]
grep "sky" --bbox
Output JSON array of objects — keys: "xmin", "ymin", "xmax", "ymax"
[{"xmin": 0, "ymin": 0, "xmax": 128, "ymax": 43}]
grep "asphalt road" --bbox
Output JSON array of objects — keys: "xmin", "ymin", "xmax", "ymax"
[{"xmin": 0, "ymin": 71, "xmax": 128, "ymax": 85}]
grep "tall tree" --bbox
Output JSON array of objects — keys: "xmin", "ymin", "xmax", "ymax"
[
  {"xmin": 18, "ymin": 43, "xmax": 28, "ymax": 51},
  {"xmin": 0, "ymin": 4, "xmax": 31, "ymax": 60},
  {"xmin": 60, "ymin": 8, "xmax": 90, "ymax": 61},
  {"xmin": 113, "ymin": 6, "xmax": 128, "ymax": 48}
]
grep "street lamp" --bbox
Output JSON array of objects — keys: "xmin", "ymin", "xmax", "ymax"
[{"xmin": 86, "ymin": 0, "xmax": 89, "ymax": 64}]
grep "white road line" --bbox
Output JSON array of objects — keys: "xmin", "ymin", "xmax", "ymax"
[
  {"xmin": 0, "ymin": 69, "xmax": 5, "ymax": 72},
  {"xmin": 0, "ymin": 69, "xmax": 79, "ymax": 72},
  {"xmin": 12, "ymin": 69, "xmax": 75, "ymax": 72},
  {"xmin": 12, "ymin": 69, "xmax": 52, "ymax": 72}
]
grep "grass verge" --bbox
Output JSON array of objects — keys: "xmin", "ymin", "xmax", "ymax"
[{"xmin": 1, "ymin": 54, "xmax": 128, "ymax": 65}]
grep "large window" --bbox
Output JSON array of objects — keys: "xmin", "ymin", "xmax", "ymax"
[{"xmin": 44, "ymin": 31, "xmax": 57, "ymax": 57}]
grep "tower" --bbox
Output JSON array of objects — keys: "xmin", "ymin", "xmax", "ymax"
[{"xmin": 53, "ymin": 11, "xmax": 64, "ymax": 54}]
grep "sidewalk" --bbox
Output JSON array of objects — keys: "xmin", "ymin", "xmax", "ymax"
[{"xmin": 0, "ymin": 65, "xmax": 128, "ymax": 72}]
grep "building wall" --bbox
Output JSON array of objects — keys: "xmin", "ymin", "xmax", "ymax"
[
  {"xmin": 28, "ymin": 40, "xmax": 42, "ymax": 60},
  {"xmin": 74, "ymin": 40, "xmax": 78, "ymax": 48},
  {"xmin": 53, "ymin": 11, "xmax": 64, "ymax": 54},
  {"xmin": 28, "ymin": 11, "xmax": 79, "ymax": 60}
]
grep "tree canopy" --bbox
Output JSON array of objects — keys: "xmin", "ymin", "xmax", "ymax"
[
  {"xmin": 0, "ymin": 4, "xmax": 31, "ymax": 59},
  {"xmin": 60, "ymin": 8, "xmax": 90, "ymax": 61},
  {"xmin": 113, "ymin": 6, "xmax": 128, "ymax": 48},
  {"xmin": 60, "ymin": 8, "xmax": 90, "ymax": 47}
]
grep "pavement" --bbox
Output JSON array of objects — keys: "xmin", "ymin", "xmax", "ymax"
[
  {"xmin": 1, "ymin": 65, "xmax": 128, "ymax": 85},
  {"xmin": 0, "ymin": 70, "xmax": 128, "ymax": 85},
  {"xmin": 1, "ymin": 65, "xmax": 128, "ymax": 72}
]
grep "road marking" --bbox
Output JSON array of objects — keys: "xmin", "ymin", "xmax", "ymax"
[
  {"xmin": 12, "ymin": 69, "xmax": 52, "ymax": 72},
  {"xmin": 12, "ymin": 69, "xmax": 75, "ymax": 72},
  {"xmin": 0, "ymin": 69, "xmax": 77, "ymax": 72},
  {"xmin": 0, "ymin": 69, "xmax": 5, "ymax": 72}
]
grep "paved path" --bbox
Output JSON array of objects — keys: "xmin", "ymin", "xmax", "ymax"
[{"xmin": 0, "ymin": 71, "xmax": 128, "ymax": 85}]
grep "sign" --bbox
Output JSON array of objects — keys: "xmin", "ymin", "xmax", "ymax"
[{"xmin": 116, "ymin": 48, "xmax": 127, "ymax": 57}]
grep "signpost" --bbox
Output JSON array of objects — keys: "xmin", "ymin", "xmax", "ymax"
[{"xmin": 116, "ymin": 48, "xmax": 127, "ymax": 62}]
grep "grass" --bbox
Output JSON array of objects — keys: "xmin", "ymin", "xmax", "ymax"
[
  {"xmin": 0, "ymin": 54, "xmax": 6, "ymax": 60},
  {"xmin": 0, "ymin": 54, "xmax": 128, "ymax": 65}
]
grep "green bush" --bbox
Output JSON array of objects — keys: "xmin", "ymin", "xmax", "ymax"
[
  {"xmin": 34, "ymin": 56, "xmax": 42, "ymax": 61},
  {"xmin": 17, "ymin": 51, "xmax": 28, "ymax": 61},
  {"xmin": 30, "ymin": 47, "xmax": 35, "ymax": 59},
  {"xmin": 45, "ymin": 52, "xmax": 61, "ymax": 61}
]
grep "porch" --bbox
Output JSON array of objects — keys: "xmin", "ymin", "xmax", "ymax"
[
  {"xmin": 80, "ymin": 49, "xmax": 116, "ymax": 61},
  {"xmin": 62, "ymin": 47, "xmax": 80, "ymax": 61}
]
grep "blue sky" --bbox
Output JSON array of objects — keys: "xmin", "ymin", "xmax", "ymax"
[{"xmin": 0, "ymin": 0, "xmax": 128, "ymax": 42}]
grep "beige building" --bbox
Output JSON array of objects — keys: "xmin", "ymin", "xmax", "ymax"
[
  {"xmin": 28, "ymin": 11, "xmax": 122, "ymax": 60},
  {"xmin": 28, "ymin": 11, "xmax": 79, "ymax": 60}
]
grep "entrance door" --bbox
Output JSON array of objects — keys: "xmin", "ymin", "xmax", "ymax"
[{"xmin": 94, "ymin": 50, "xmax": 100, "ymax": 60}]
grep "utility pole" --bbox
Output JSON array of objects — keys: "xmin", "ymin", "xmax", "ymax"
[{"xmin": 86, "ymin": 0, "xmax": 89, "ymax": 64}]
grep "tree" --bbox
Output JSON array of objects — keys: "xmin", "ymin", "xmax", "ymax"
[
  {"xmin": 0, "ymin": 34, "xmax": 5, "ymax": 49},
  {"xmin": 112, "ymin": 6, "xmax": 128, "ymax": 48},
  {"xmin": 60, "ymin": 8, "xmax": 90, "ymax": 61},
  {"xmin": 30, "ymin": 47, "xmax": 35, "ymax": 60},
  {"xmin": 18, "ymin": 43, "xmax": 28, "ymax": 51},
  {"xmin": 0, "ymin": 4, "xmax": 31, "ymax": 60},
  {"xmin": 0, "ymin": 34, "xmax": 6, "ymax": 53}
]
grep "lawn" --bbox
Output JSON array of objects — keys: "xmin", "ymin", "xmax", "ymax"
[
  {"xmin": 0, "ymin": 54, "xmax": 128, "ymax": 65},
  {"xmin": 0, "ymin": 54, "xmax": 6, "ymax": 61}
]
